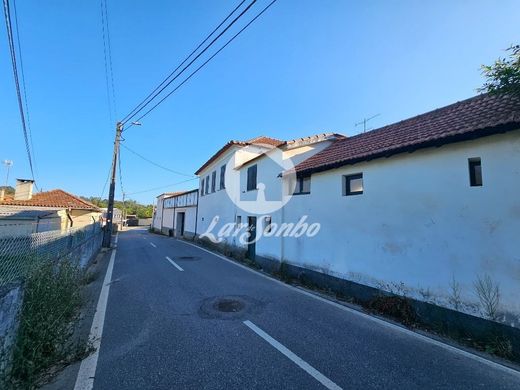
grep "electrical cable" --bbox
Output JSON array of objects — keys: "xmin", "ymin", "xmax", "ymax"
[
  {"xmin": 121, "ymin": 0, "xmax": 258, "ymax": 126},
  {"xmin": 120, "ymin": 0, "xmax": 247, "ymax": 124},
  {"xmin": 128, "ymin": 0, "xmax": 278, "ymax": 126},
  {"xmin": 120, "ymin": 143, "xmax": 195, "ymax": 178}
]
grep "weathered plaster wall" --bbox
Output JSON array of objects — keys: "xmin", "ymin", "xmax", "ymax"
[{"xmin": 280, "ymin": 131, "xmax": 520, "ymax": 323}]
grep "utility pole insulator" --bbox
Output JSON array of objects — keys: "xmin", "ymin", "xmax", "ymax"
[{"xmin": 102, "ymin": 121, "xmax": 123, "ymax": 248}]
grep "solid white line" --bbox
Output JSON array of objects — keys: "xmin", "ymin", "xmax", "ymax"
[
  {"xmin": 74, "ymin": 249, "xmax": 117, "ymax": 390},
  {"xmin": 165, "ymin": 256, "xmax": 184, "ymax": 271},
  {"xmin": 177, "ymin": 239, "xmax": 520, "ymax": 378},
  {"xmin": 114, "ymin": 234, "xmax": 119, "ymax": 244},
  {"xmin": 243, "ymin": 320, "xmax": 342, "ymax": 390},
  {"xmin": 150, "ymin": 242, "xmax": 157, "ymax": 248}
]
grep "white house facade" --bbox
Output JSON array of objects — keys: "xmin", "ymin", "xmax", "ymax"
[{"xmin": 154, "ymin": 92, "xmax": 520, "ymax": 328}]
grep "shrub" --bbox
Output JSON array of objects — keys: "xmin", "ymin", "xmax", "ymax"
[{"xmin": 8, "ymin": 259, "xmax": 83, "ymax": 388}]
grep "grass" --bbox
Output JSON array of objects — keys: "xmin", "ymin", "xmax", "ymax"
[{"xmin": 3, "ymin": 259, "xmax": 90, "ymax": 389}]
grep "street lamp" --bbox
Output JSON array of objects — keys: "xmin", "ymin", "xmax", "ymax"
[{"xmin": 3, "ymin": 160, "xmax": 13, "ymax": 187}]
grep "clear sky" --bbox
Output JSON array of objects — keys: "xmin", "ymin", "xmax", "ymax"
[{"xmin": 1, "ymin": 0, "xmax": 518, "ymax": 204}]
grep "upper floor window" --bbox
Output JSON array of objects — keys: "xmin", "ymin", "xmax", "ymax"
[
  {"xmin": 205, "ymin": 175, "xmax": 210, "ymax": 194},
  {"xmin": 201, "ymin": 178, "xmax": 205, "ymax": 196},
  {"xmin": 220, "ymin": 165, "xmax": 226, "ymax": 190},
  {"xmin": 293, "ymin": 176, "xmax": 311, "ymax": 195},
  {"xmin": 468, "ymin": 158, "xmax": 482, "ymax": 186},
  {"xmin": 211, "ymin": 171, "xmax": 216, "ymax": 193},
  {"xmin": 343, "ymin": 173, "xmax": 363, "ymax": 196},
  {"xmin": 247, "ymin": 164, "xmax": 257, "ymax": 191}
]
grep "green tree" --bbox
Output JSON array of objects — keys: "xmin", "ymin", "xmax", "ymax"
[{"xmin": 479, "ymin": 44, "xmax": 520, "ymax": 95}]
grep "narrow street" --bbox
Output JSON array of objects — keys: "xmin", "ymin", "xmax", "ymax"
[{"xmin": 84, "ymin": 228, "xmax": 519, "ymax": 389}]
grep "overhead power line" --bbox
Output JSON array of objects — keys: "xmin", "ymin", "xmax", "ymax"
[
  {"xmin": 125, "ymin": 177, "xmax": 198, "ymax": 196},
  {"xmin": 120, "ymin": 143, "xmax": 195, "ymax": 178},
  {"xmin": 2, "ymin": 0, "xmax": 37, "ymax": 187},
  {"xmin": 100, "ymin": 0, "xmax": 117, "ymax": 122},
  {"xmin": 121, "ymin": 0, "xmax": 247, "ymax": 124},
  {"xmin": 121, "ymin": 0, "xmax": 259, "ymax": 126},
  {"xmin": 12, "ymin": 0, "xmax": 36, "ymax": 177},
  {"xmin": 127, "ymin": 0, "xmax": 279, "ymax": 126}
]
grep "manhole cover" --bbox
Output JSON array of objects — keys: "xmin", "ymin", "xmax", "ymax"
[
  {"xmin": 198, "ymin": 295, "xmax": 265, "ymax": 320},
  {"xmin": 214, "ymin": 298, "xmax": 245, "ymax": 313}
]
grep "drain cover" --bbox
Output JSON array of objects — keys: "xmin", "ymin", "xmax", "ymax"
[{"xmin": 214, "ymin": 298, "xmax": 245, "ymax": 313}]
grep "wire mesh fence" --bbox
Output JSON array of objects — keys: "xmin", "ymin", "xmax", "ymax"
[{"xmin": 0, "ymin": 223, "xmax": 103, "ymax": 286}]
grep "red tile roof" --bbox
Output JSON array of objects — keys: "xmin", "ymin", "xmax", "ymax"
[
  {"xmin": 195, "ymin": 136, "xmax": 284, "ymax": 175},
  {"xmin": 0, "ymin": 189, "xmax": 101, "ymax": 211},
  {"xmin": 294, "ymin": 93, "xmax": 520, "ymax": 176}
]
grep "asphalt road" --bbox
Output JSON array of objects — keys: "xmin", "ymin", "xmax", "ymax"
[{"xmin": 89, "ymin": 228, "xmax": 520, "ymax": 389}]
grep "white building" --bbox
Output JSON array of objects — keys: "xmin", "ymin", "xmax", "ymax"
[
  {"xmin": 152, "ymin": 190, "xmax": 198, "ymax": 238},
  {"xmin": 154, "ymin": 92, "xmax": 520, "ymax": 325},
  {"xmin": 279, "ymin": 92, "xmax": 520, "ymax": 322}
]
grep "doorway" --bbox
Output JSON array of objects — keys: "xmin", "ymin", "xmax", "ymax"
[
  {"xmin": 247, "ymin": 216, "xmax": 256, "ymax": 260},
  {"xmin": 176, "ymin": 212, "xmax": 185, "ymax": 237}
]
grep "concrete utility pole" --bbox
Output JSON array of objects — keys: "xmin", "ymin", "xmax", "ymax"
[{"xmin": 102, "ymin": 122, "xmax": 123, "ymax": 247}]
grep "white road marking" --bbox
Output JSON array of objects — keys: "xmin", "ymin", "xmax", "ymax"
[
  {"xmin": 166, "ymin": 256, "xmax": 184, "ymax": 271},
  {"xmin": 114, "ymin": 234, "xmax": 119, "ymax": 244},
  {"xmin": 178, "ymin": 239, "xmax": 520, "ymax": 378},
  {"xmin": 243, "ymin": 320, "xmax": 342, "ymax": 390},
  {"xmin": 150, "ymin": 242, "xmax": 157, "ymax": 248},
  {"xmin": 74, "ymin": 248, "xmax": 117, "ymax": 390}
]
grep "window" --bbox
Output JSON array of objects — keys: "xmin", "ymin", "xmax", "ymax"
[
  {"xmin": 247, "ymin": 164, "xmax": 257, "ymax": 191},
  {"xmin": 236, "ymin": 215, "xmax": 242, "ymax": 227},
  {"xmin": 293, "ymin": 176, "xmax": 311, "ymax": 195},
  {"xmin": 264, "ymin": 216, "xmax": 272, "ymax": 233},
  {"xmin": 220, "ymin": 165, "xmax": 226, "ymax": 190},
  {"xmin": 201, "ymin": 178, "xmax": 205, "ymax": 196},
  {"xmin": 211, "ymin": 171, "xmax": 216, "ymax": 193},
  {"xmin": 205, "ymin": 175, "xmax": 210, "ymax": 194},
  {"xmin": 343, "ymin": 173, "xmax": 363, "ymax": 196},
  {"xmin": 468, "ymin": 158, "xmax": 482, "ymax": 186}
]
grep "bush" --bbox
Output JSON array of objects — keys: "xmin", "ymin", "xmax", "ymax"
[
  {"xmin": 8, "ymin": 259, "xmax": 83, "ymax": 388},
  {"xmin": 368, "ymin": 295, "xmax": 417, "ymax": 326}
]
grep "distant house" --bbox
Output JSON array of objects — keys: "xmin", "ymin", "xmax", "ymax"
[
  {"xmin": 152, "ymin": 190, "xmax": 198, "ymax": 237},
  {"xmin": 0, "ymin": 206, "xmax": 62, "ymax": 237},
  {"xmin": 0, "ymin": 179, "xmax": 101, "ymax": 233}
]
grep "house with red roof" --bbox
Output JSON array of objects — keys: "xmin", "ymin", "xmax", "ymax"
[
  {"xmin": 276, "ymin": 92, "xmax": 520, "ymax": 322},
  {"xmin": 0, "ymin": 179, "xmax": 101, "ymax": 233}
]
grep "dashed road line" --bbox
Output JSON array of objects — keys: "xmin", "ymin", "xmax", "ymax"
[
  {"xmin": 150, "ymin": 242, "xmax": 157, "ymax": 248},
  {"xmin": 165, "ymin": 256, "xmax": 184, "ymax": 271},
  {"xmin": 243, "ymin": 320, "xmax": 342, "ymax": 390}
]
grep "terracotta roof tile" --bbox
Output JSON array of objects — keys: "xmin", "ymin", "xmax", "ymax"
[
  {"xmin": 294, "ymin": 93, "xmax": 520, "ymax": 175},
  {"xmin": 0, "ymin": 189, "xmax": 101, "ymax": 210}
]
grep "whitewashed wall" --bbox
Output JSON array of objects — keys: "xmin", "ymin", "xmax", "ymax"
[{"xmin": 279, "ymin": 131, "xmax": 520, "ymax": 322}]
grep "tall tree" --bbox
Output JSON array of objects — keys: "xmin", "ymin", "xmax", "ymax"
[{"xmin": 479, "ymin": 44, "xmax": 520, "ymax": 95}]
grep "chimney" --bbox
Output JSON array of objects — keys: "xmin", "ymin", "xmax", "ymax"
[{"xmin": 14, "ymin": 179, "xmax": 34, "ymax": 200}]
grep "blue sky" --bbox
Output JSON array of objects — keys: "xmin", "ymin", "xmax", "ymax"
[{"xmin": 1, "ymin": 0, "xmax": 518, "ymax": 204}]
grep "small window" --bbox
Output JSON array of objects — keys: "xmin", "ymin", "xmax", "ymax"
[
  {"xmin": 211, "ymin": 171, "xmax": 216, "ymax": 192},
  {"xmin": 293, "ymin": 176, "xmax": 311, "ymax": 195},
  {"xmin": 205, "ymin": 175, "xmax": 210, "ymax": 194},
  {"xmin": 247, "ymin": 165, "xmax": 257, "ymax": 191},
  {"xmin": 220, "ymin": 165, "xmax": 226, "ymax": 190},
  {"xmin": 201, "ymin": 178, "xmax": 205, "ymax": 196},
  {"xmin": 468, "ymin": 158, "xmax": 482, "ymax": 186},
  {"xmin": 343, "ymin": 173, "xmax": 363, "ymax": 196},
  {"xmin": 236, "ymin": 215, "xmax": 242, "ymax": 227},
  {"xmin": 264, "ymin": 216, "xmax": 272, "ymax": 233}
]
